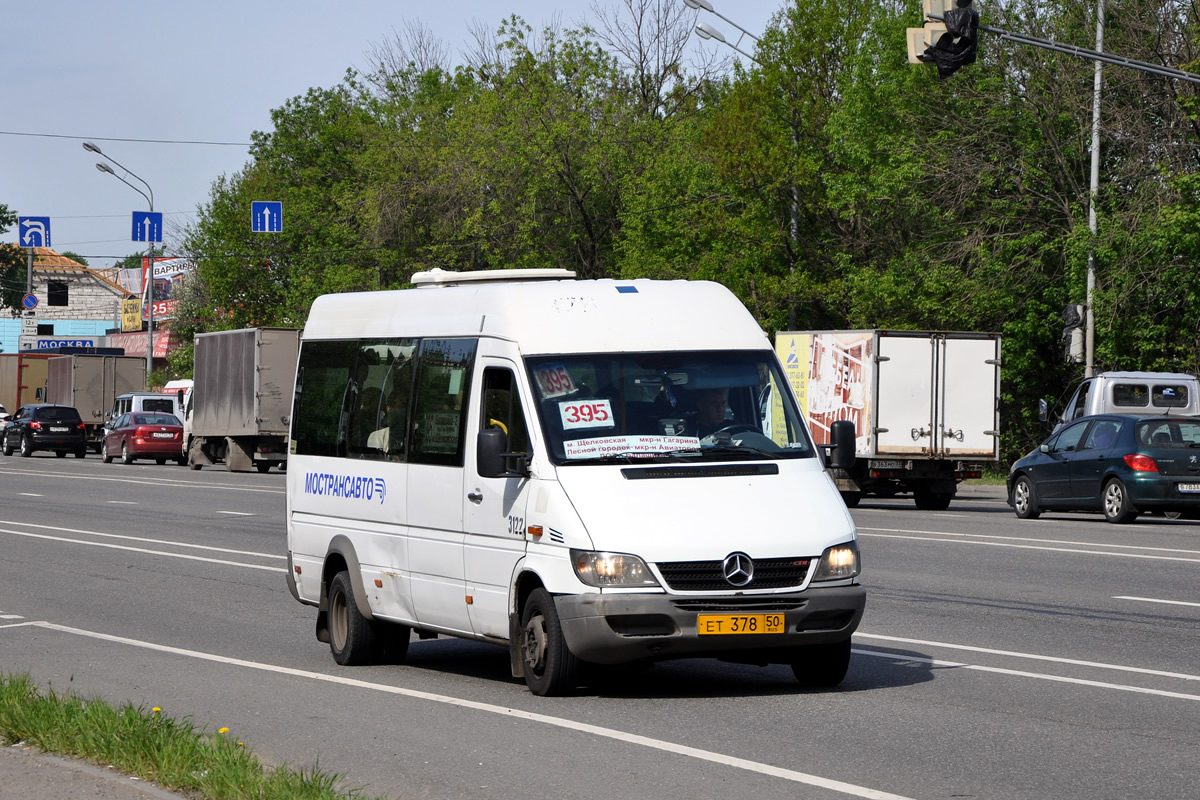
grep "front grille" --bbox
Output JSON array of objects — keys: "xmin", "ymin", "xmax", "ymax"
[
  {"xmin": 672, "ymin": 598, "xmax": 808, "ymax": 613},
  {"xmin": 657, "ymin": 557, "xmax": 812, "ymax": 591}
]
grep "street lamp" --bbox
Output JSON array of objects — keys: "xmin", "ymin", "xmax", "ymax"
[
  {"xmin": 684, "ymin": 0, "xmax": 760, "ymax": 63},
  {"xmin": 84, "ymin": 142, "xmax": 157, "ymax": 378}
]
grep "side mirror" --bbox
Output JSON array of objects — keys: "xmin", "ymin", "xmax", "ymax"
[
  {"xmin": 828, "ymin": 419, "xmax": 856, "ymax": 470},
  {"xmin": 477, "ymin": 427, "xmax": 530, "ymax": 479},
  {"xmin": 1038, "ymin": 398, "xmax": 1048, "ymax": 423}
]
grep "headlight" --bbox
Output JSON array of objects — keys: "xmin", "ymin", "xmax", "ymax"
[
  {"xmin": 570, "ymin": 550, "xmax": 660, "ymax": 588},
  {"xmin": 811, "ymin": 541, "xmax": 860, "ymax": 581}
]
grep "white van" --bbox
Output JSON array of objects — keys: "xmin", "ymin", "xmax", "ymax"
[
  {"xmin": 109, "ymin": 392, "xmax": 181, "ymax": 420},
  {"xmin": 285, "ymin": 270, "xmax": 863, "ymax": 695}
]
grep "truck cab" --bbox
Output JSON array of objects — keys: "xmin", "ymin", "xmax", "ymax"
[{"xmin": 1046, "ymin": 371, "xmax": 1200, "ymax": 431}]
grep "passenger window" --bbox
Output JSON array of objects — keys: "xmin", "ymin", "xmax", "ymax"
[
  {"xmin": 1053, "ymin": 422, "xmax": 1088, "ymax": 453},
  {"xmin": 410, "ymin": 339, "xmax": 477, "ymax": 467},
  {"xmin": 1064, "ymin": 380, "xmax": 1091, "ymax": 421},
  {"xmin": 292, "ymin": 340, "xmax": 359, "ymax": 457},
  {"xmin": 1082, "ymin": 420, "xmax": 1122, "ymax": 450},
  {"xmin": 480, "ymin": 368, "xmax": 531, "ymax": 463}
]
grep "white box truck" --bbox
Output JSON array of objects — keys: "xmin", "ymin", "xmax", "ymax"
[
  {"xmin": 776, "ymin": 330, "xmax": 1001, "ymax": 510},
  {"xmin": 188, "ymin": 328, "xmax": 300, "ymax": 472}
]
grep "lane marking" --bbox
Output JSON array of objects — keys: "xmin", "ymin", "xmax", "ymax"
[
  {"xmin": 856, "ymin": 633, "xmax": 1200, "ymax": 682},
  {"xmin": 0, "ymin": 466, "xmax": 283, "ymax": 495},
  {"xmin": 0, "ymin": 529, "xmax": 284, "ymax": 572},
  {"xmin": 852, "ymin": 649, "xmax": 1200, "ymax": 702},
  {"xmin": 1114, "ymin": 595, "xmax": 1200, "ymax": 609},
  {"xmin": 218, "ymin": 511, "xmax": 255, "ymax": 516},
  {"xmin": 106, "ymin": 501, "xmax": 138, "ymax": 505},
  {"xmin": 859, "ymin": 531, "xmax": 1200, "ymax": 564},
  {"xmin": 0, "ymin": 521, "xmax": 282, "ymax": 559},
  {"xmin": 858, "ymin": 526, "xmax": 1200, "ymax": 556},
  {"xmin": 18, "ymin": 493, "xmax": 43, "ymax": 497},
  {"xmin": 7, "ymin": 621, "xmax": 914, "ymax": 800}
]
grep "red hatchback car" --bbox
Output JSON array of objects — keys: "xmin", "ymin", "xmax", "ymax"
[{"xmin": 101, "ymin": 412, "xmax": 186, "ymax": 465}]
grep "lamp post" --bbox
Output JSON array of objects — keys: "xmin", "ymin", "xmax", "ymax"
[
  {"xmin": 684, "ymin": 0, "xmax": 760, "ymax": 61},
  {"xmin": 84, "ymin": 142, "xmax": 157, "ymax": 378}
]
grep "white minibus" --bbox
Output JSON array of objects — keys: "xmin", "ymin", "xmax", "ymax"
[{"xmin": 285, "ymin": 269, "xmax": 863, "ymax": 695}]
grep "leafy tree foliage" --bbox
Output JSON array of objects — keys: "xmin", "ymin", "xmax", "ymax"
[{"xmin": 176, "ymin": 0, "xmax": 1200, "ymax": 461}]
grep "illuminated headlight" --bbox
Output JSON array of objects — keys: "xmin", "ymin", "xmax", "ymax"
[
  {"xmin": 811, "ymin": 541, "xmax": 860, "ymax": 581},
  {"xmin": 570, "ymin": 550, "xmax": 660, "ymax": 588}
]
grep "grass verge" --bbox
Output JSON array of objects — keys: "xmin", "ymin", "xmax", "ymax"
[{"xmin": 0, "ymin": 673, "xmax": 384, "ymax": 799}]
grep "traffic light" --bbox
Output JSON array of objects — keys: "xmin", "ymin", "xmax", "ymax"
[
  {"xmin": 1062, "ymin": 303, "xmax": 1085, "ymax": 364},
  {"xmin": 907, "ymin": 0, "xmax": 979, "ymax": 78}
]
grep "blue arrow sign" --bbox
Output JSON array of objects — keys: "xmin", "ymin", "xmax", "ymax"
[
  {"xmin": 17, "ymin": 216, "xmax": 51, "ymax": 247},
  {"xmin": 132, "ymin": 211, "xmax": 164, "ymax": 243},
  {"xmin": 251, "ymin": 201, "xmax": 283, "ymax": 233}
]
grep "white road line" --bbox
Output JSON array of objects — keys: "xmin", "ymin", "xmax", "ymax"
[
  {"xmin": 18, "ymin": 493, "xmax": 43, "ymax": 497},
  {"xmin": 858, "ymin": 526, "xmax": 1200, "ymax": 556},
  {"xmin": 106, "ymin": 501, "xmax": 138, "ymax": 505},
  {"xmin": 852, "ymin": 649, "xmax": 1200, "ymax": 702},
  {"xmin": 858, "ymin": 531, "xmax": 1200, "ymax": 563},
  {"xmin": 855, "ymin": 633, "xmax": 1200, "ymax": 682},
  {"xmin": 0, "ymin": 529, "xmax": 284, "ymax": 572},
  {"xmin": 0, "ymin": 466, "xmax": 284, "ymax": 494},
  {"xmin": 0, "ymin": 521, "xmax": 281, "ymax": 559},
  {"xmin": 8, "ymin": 621, "xmax": 915, "ymax": 800},
  {"xmin": 0, "ymin": 615, "xmax": 23, "ymax": 620},
  {"xmin": 1114, "ymin": 595, "xmax": 1200, "ymax": 609},
  {"xmin": 218, "ymin": 511, "xmax": 255, "ymax": 516}
]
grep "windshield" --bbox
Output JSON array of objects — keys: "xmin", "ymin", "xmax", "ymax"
[{"xmin": 526, "ymin": 350, "xmax": 816, "ymax": 464}]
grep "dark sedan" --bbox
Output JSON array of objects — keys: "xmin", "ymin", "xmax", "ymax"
[
  {"xmin": 1008, "ymin": 413, "xmax": 1200, "ymax": 523},
  {"xmin": 2, "ymin": 404, "xmax": 88, "ymax": 458},
  {"xmin": 101, "ymin": 412, "xmax": 186, "ymax": 465}
]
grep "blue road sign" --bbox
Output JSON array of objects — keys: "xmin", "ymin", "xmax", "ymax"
[
  {"xmin": 251, "ymin": 201, "xmax": 283, "ymax": 233},
  {"xmin": 17, "ymin": 217, "xmax": 51, "ymax": 247},
  {"xmin": 21, "ymin": 294, "xmax": 38, "ymax": 310},
  {"xmin": 132, "ymin": 211, "xmax": 164, "ymax": 243}
]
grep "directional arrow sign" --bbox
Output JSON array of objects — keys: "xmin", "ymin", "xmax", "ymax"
[
  {"xmin": 251, "ymin": 201, "xmax": 283, "ymax": 233},
  {"xmin": 132, "ymin": 211, "xmax": 164, "ymax": 243},
  {"xmin": 17, "ymin": 217, "xmax": 51, "ymax": 247}
]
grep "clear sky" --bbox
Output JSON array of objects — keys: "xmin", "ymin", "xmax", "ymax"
[{"xmin": 3, "ymin": 0, "xmax": 784, "ymax": 273}]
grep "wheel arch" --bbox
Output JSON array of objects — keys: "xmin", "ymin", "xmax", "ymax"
[
  {"xmin": 508, "ymin": 567, "xmax": 547, "ymax": 678},
  {"xmin": 321, "ymin": 535, "xmax": 375, "ymax": 622}
]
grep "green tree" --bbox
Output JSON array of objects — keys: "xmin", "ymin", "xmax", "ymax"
[{"xmin": 0, "ymin": 204, "xmax": 27, "ymax": 316}]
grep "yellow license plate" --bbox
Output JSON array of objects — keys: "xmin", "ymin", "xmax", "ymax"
[{"xmin": 697, "ymin": 614, "xmax": 786, "ymax": 635}]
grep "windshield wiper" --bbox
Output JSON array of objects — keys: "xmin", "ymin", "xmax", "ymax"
[
  {"xmin": 696, "ymin": 444, "xmax": 776, "ymax": 459},
  {"xmin": 565, "ymin": 449, "xmax": 702, "ymax": 464}
]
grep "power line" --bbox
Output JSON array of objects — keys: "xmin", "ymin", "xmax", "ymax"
[{"xmin": 0, "ymin": 130, "xmax": 250, "ymax": 147}]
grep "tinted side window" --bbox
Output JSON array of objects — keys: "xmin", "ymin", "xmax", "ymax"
[
  {"xmin": 1064, "ymin": 380, "xmax": 1092, "ymax": 421},
  {"xmin": 410, "ymin": 338, "xmax": 477, "ymax": 467},
  {"xmin": 292, "ymin": 340, "xmax": 358, "ymax": 458},
  {"xmin": 142, "ymin": 399, "xmax": 175, "ymax": 413},
  {"xmin": 1112, "ymin": 384, "xmax": 1149, "ymax": 407},
  {"xmin": 1052, "ymin": 421, "xmax": 1088, "ymax": 452}
]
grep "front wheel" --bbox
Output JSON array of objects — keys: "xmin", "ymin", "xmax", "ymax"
[
  {"xmin": 840, "ymin": 491, "xmax": 862, "ymax": 508},
  {"xmin": 55, "ymin": 451, "xmax": 67, "ymax": 458},
  {"xmin": 790, "ymin": 638, "xmax": 852, "ymax": 688},
  {"xmin": 520, "ymin": 588, "xmax": 579, "ymax": 696},
  {"xmin": 1011, "ymin": 475, "xmax": 1041, "ymax": 519},
  {"xmin": 1103, "ymin": 478, "xmax": 1138, "ymax": 523},
  {"xmin": 256, "ymin": 462, "xmax": 271, "ymax": 473},
  {"xmin": 2, "ymin": 435, "xmax": 12, "ymax": 457},
  {"xmin": 328, "ymin": 571, "xmax": 379, "ymax": 666}
]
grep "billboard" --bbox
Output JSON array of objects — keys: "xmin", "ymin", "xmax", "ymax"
[{"xmin": 141, "ymin": 257, "xmax": 195, "ymax": 321}]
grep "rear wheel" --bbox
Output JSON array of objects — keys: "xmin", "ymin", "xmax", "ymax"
[
  {"xmin": 1102, "ymin": 478, "xmax": 1138, "ymax": 523},
  {"xmin": 1012, "ymin": 475, "xmax": 1041, "ymax": 519},
  {"xmin": 101, "ymin": 441, "xmax": 113, "ymax": 463},
  {"xmin": 790, "ymin": 638, "xmax": 852, "ymax": 688},
  {"xmin": 121, "ymin": 442, "xmax": 134, "ymax": 465},
  {"xmin": 328, "ymin": 571, "xmax": 379, "ymax": 666},
  {"xmin": 20, "ymin": 435, "xmax": 32, "ymax": 457},
  {"xmin": 520, "ymin": 588, "xmax": 578, "ymax": 696}
]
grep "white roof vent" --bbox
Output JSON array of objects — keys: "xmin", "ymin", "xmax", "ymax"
[{"xmin": 412, "ymin": 267, "xmax": 577, "ymax": 288}]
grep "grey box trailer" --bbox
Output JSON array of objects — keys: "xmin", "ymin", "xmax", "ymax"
[
  {"xmin": 45, "ymin": 355, "xmax": 147, "ymax": 451},
  {"xmin": 187, "ymin": 327, "xmax": 300, "ymax": 472}
]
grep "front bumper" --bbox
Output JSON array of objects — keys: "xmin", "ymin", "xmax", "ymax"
[{"xmin": 554, "ymin": 585, "xmax": 866, "ymax": 665}]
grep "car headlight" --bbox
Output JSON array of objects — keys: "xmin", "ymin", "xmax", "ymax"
[
  {"xmin": 811, "ymin": 541, "xmax": 860, "ymax": 581},
  {"xmin": 570, "ymin": 550, "xmax": 660, "ymax": 588}
]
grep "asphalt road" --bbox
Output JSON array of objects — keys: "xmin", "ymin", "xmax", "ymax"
[{"xmin": 1, "ymin": 456, "xmax": 1197, "ymax": 799}]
